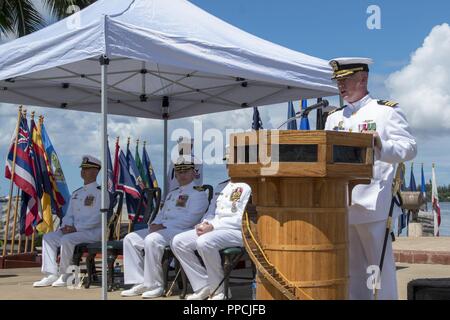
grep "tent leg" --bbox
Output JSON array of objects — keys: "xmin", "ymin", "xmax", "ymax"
[
  {"xmin": 100, "ymin": 55, "xmax": 110, "ymax": 301},
  {"xmin": 162, "ymin": 96, "xmax": 169, "ymax": 197},
  {"xmin": 163, "ymin": 118, "xmax": 168, "ymax": 197}
]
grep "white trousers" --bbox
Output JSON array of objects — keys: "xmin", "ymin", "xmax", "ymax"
[
  {"xmin": 171, "ymin": 228, "xmax": 243, "ymax": 293},
  {"xmin": 349, "ymin": 220, "xmax": 398, "ymax": 300},
  {"xmin": 41, "ymin": 229, "xmax": 101, "ymax": 276},
  {"xmin": 123, "ymin": 228, "xmax": 180, "ymax": 289}
]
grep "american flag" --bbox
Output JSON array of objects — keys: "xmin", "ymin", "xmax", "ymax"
[{"xmin": 431, "ymin": 164, "xmax": 441, "ymax": 236}]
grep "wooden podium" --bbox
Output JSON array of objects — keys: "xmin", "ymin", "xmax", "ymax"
[{"xmin": 228, "ymin": 130, "xmax": 374, "ymax": 300}]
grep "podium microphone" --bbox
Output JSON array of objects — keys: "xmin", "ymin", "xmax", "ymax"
[
  {"xmin": 295, "ymin": 99, "xmax": 329, "ymax": 116},
  {"xmin": 277, "ymin": 99, "xmax": 330, "ymax": 129}
]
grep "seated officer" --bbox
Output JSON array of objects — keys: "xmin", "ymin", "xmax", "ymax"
[
  {"xmin": 33, "ymin": 155, "xmax": 102, "ymax": 287},
  {"xmin": 121, "ymin": 157, "xmax": 209, "ymax": 299},
  {"xmin": 171, "ymin": 150, "xmax": 252, "ymax": 300},
  {"xmin": 167, "ymin": 136, "xmax": 203, "ymax": 193}
]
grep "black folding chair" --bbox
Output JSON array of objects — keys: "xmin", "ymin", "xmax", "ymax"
[
  {"xmin": 72, "ymin": 191, "xmax": 124, "ymax": 273},
  {"xmin": 84, "ymin": 188, "xmax": 161, "ymax": 290},
  {"xmin": 162, "ymin": 184, "xmax": 213, "ymax": 298}
]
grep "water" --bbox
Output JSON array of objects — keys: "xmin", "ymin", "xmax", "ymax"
[
  {"xmin": 437, "ymin": 202, "xmax": 450, "ymax": 236},
  {"xmin": 396, "ymin": 202, "xmax": 450, "ymax": 236}
]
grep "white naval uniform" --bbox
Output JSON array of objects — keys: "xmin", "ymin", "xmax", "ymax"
[
  {"xmin": 167, "ymin": 156, "xmax": 203, "ymax": 193},
  {"xmin": 123, "ymin": 181, "xmax": 209, "ymax": 289},
  {"xmin": 171, "ymin": 180, "xmax": 252, "ymax": 294},
  {"xmin": 325, "ymin": 94, "xmax": 417, "ymax": 299},
  {"xmin": 41, "ymin": 182, "xmax": 101, "ymax": 276}
]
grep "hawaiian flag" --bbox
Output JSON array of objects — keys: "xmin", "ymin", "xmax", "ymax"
[
  {"xmin": 431, "ymin": 164, "xmax": 441, "ymax": 236},
  {"xmin": 5, "ymin": 115, "xmax": 40, "ymax": 235}
]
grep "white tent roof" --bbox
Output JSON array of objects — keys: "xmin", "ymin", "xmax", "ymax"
[{"xmin": 0, "ymin": 0, "xmax": 337, "ymax": 119}]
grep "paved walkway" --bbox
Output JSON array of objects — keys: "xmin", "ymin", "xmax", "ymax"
[{"xmin": 1, "ymin": 263, "xmax": 448, "ymax": 300}]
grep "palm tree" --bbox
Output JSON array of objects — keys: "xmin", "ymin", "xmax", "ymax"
[{"xmin": 0, "ymin": 0, "xmax": 96, "ymax": 39}]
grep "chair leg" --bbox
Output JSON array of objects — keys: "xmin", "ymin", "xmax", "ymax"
[
  {"xmin": 180, "ymin": 267, "xmax": 188, "ymax": 299},
  {"xmin": 84, "ymin": 252, "xmax": 95, "ymax": 289},
  {"xmin": 72, "ymin": 250, "xmax": 83, "ymax": 267},
  {"xmin": 107, "ymin": 253, "xmax": 115, "ymax": 292},
  {"xmin": 161, "ymin": 251, "xmax": 170, "ymax": 293},
  {"xmin": 223, "ymin": 255, "xmax": 232, "ymax": 299}
]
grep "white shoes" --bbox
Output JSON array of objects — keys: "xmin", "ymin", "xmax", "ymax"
[
  {"xmin": 142, "ymin": 287, "xmax": 164, "ymax": 299},
  {"xmin": 52, "ymin": 274, "xmax": 69, "ymax": 287},
  {"xmin": 33, "ymin": 274, "xmax": 59, "ymax": 287},
  {"xmin": 121, "ymin": 284, "xmax": 149, "ymax": 297},
  {"xmin": 208, "ymin": 288, "xmax": 232, "ymax": 300},
  {"xmin": 186, "ymin": 286, "xmax": 210, "ymax": 300}
]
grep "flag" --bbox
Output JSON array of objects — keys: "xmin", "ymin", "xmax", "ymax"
[
  {"xmin": 135, "ymin": 141, "xmax": 149, "ymax": 188},
  {"xmin": 431, "ymin": 164, "xmax": 441, "ymax": 236},
  {"xmin": 31, "ymin": 118, "xmax": 64, "ymax": 233},
  {"xmin": 299, "ymin": 99, "xmax": 310, "ymax": 130},
  {"xmin": 116, "ymin": 149, "xmax": 141, "ymax": 220},
  {"xmin": 41, "ymin": 122, "xmax": 70, "ymax": 217},
  {"xmin": 409, "ymin": 162, "xmax": 417, "ymax": 191},
  {"xmin": 397, "ymin": 163, "xmax": 408, "ymax": 236},
  {"xmin": 107, "ymin": 140, "xmax": 115, "ymax": 194},
  {"xmin": 420, "ymin": 163, "xmax": 427, "ymax": 211},
  {"xmin": 142, "ymin": 143, "xmax": 158, "ymax": 189},
  {"xmin": 252, "ymin": 107, "xmax": 263, "ymax": 130},
  {"xmin": 286, "ymin": 101, "xmax": 297, "ymax": 130},
  {"xmin": 5, "ymin": 114, "xmax": 40, "ymax": 235},
  {"xmin": 5, "ymin": 116, "xmax": 37, "ymax": 199}
]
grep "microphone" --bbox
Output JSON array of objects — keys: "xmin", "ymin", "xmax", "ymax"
[
  {"xmin": 277, "ymin": 99, "xmax": 330, "ymax": 129},
  {"xmin": 295, "ymin": 99, "xmax": 329, "ymax": 116}
]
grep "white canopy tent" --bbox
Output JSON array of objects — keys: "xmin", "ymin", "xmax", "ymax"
[{"xmin": 0, "ymin": 0, "xmax": 337, "ymax": 299}]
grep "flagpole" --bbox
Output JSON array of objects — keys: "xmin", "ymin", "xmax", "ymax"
[
  {"xmin": 10, "ymin": 182, "xmax": 21, "ymax": 255},
  {"xmin": 163, "ymin": 118, "xmax": 168, "ymax": 197},
  {"xmin": 100, "ymin": 54, "xmax": 109, "ymax": 300},
  {"xmin": 10, "ymin": 108, "xmax": 28, "ymax": 255},
  {"xmin": 2, "ymin": 106, "xmax": 22, "ymax": 257}
]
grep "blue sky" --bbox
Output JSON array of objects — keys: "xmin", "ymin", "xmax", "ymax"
[{"xmin": 0, "ymin": 0, "xmax": 449, "ymax": 195}]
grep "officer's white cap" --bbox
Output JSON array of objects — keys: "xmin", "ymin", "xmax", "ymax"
[
  {"xmin": 328, "ymin": 57, "xmax": 373, "ymax": 80},
  {"xmin": 80, "ymin": 154, "xmax": 101, "ymax": 170}
]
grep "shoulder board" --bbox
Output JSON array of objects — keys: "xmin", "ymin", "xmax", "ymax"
[
  {"xmin": 377, "ymin": 100, "xmax": 398, "ymax": 107},
  {"xmin": 328, "ymin": 105, "xmax": 347, "ymax": 115},
  {"xmin": 193, "ymin": 186, "xmax": 206, "ymax": 191},
  {"xmin": 73, "ymin": 187, "xmax": 83, "ymax": 193},
  {"xmin": 219, "ymin": 179, "xmax": 230, "ymax": 185},
  {"xmin": 97, "ymin": 186, "xmax": 101, "ymax": 190}
]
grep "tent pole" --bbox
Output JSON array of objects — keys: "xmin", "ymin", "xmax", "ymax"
[
  {"xmin": 163, "ymin": 118, "xmax": 168, "ymax": 197},
  {"xmin": 100, "ymin": 55, "xmax": 110, "ymax": 301},
  {"xmin": 162, "ymin": 97, "xmax": 169, "ymax": 197}
]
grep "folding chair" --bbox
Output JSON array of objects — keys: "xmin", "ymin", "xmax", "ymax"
[
  {"xmin": 72, "ymin": 191, "xmax": 124, "ymax": 273},
  {"xmin": 84, "ymin": 187, "xmax": 161, "ymax": 290},
  {"xmin": 162, "ymin": 184, "xmax": 214, "ymax": 298}
]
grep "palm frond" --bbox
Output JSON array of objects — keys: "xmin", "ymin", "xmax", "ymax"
[
  {"xmin": 0, "ymin": 0, "xmax": 16, "ymax": 37},
  {"xmin": 43, "ymin": 0, "xmax": 96, "ymax": 20},
  {"xmin": 14, "ymin": 0, "xmax": 44, "ymax": 37}
]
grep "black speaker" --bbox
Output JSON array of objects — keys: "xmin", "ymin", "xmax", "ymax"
[{"xmin": 407, "ymin": 278, "xmax": 450, "ymax": 300}]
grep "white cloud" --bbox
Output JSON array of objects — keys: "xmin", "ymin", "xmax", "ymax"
[{"xmin": 385, "ymin": 23, "xmax": 450, "ymax": 135}]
